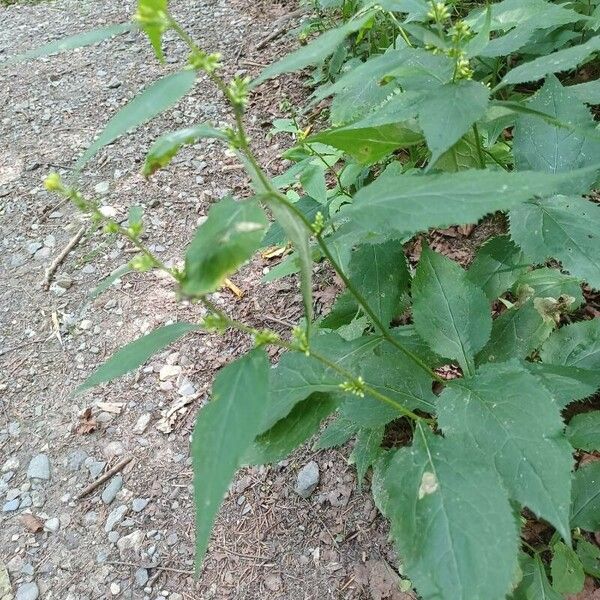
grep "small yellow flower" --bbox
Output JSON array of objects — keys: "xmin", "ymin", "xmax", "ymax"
[{"xmin": 43, "ymin": 172, "xmax": 63, "ymax": 192}]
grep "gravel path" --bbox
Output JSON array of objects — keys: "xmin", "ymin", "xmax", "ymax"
[{"xmin": 0, "ymin": 1, "xmax": 397, "ymax": 598}]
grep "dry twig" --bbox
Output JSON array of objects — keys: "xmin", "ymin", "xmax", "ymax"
[{"xmin": 42, "ymin": 225, "xmax": 86, "ymax": 290}]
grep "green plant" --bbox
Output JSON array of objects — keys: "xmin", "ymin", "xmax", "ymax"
[{"xmin": 5, "ymin": 0, "xmax": 600, "ymax": 597}]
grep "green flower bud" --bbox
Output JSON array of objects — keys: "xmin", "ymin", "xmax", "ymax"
[
  {"xmin": 129, "ymin": 254, "xmax": 155, "ymax": 272},
  {"xmin": 44, "ymin": 172, "xmax": 63, "ymax": 192},
  {"xmin": 201, "ymin": 314, "xmax": 229, "ymax": 333}
]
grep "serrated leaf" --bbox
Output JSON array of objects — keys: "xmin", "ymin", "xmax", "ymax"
[
  {"xmin": 1, "ymin": 23, "xmax": 133, "ymax": 67},
  {"xmin": 438, "ymin": 361, "xmax": 574, "ymax": 542},
  {"xmin": 345, "ymin": 165, "xmax": 600, "ymax": 238},
  {"xmin": 180, "ymin": 197, "xmax": 267, "ymax": 296},
  {"xmin": 433, "ymin": 132, "xmax": 482, "ymax": 172},
  {"xmin": 467, "ymin": 235, "xmax": 528, "ymax": 301},
  {"xmin": 320, "ymin": 291, "xmax": 359, "ymax": 329},
  {"xmin": 418, "ymin": 80, "xmax": 490, "ymax": 165},
  {"xmin": 348, "ymin": 241, "xmax": 410, "ymax": 326},
  {"xmin": 381, "ymin": 425, "xmax": 518, "ymax": 600},
  {"xmin": 253, "ymin": 11, "xmax": 375, "ymax": 86},
  {"xmin": 576, "ymin": 539, "xmax": 600, "ymax": 578},
  {"xmin": 245, "ymin": 393, "xmax": 338, "ymax": 465},
  {"xmin": 551, "ymin": 542, "xmax": 585, "ymax": 595},
  {"xmin": 314, "ymin": 416, "xmax": 357, "ymax": 449},
  {"xmin": 143, "ymin": 125, "xmax": 227, "ymax": 176},
  {"xmin": 510, "ymin": 195, "xmax": 600, "ymax": 289},
  {"xmin": 137, "ymin": 0, "xmax": 167, "ymax": 61},
  {"xmin": 572, "ymin": 461, "xmax": 600, "ymax": 531},
  {"xmin": 525, "ymin": 362, "xmax": 600, "ymax": 408},
  {"xmin": 540, "ymin": 319, "xmax": 600, "ymax": 370},
  {"xmin": 513, "ymin": 76, "xmax": 600, "ymax": 192},
  {"xmin": 567, "ymin": 412, "xmax": 600, "ymax": 452},
  {"xmin": 412, "ymin": 246, "xmax": 491, "ymax": 375},
  {"xmin": 477, "ymin": 300, "xmax": 555, "ymax": 364},
  {"xmin": 512, "ymin": 555, "xmax": 563, "ymax": 600},
  {"xmin": 350, "ymin": 426, "xmax": 384, "ymax": 488},
  {"xmin": 76, "ymin": 70, "xmax": 196, "ymax": 170},
  {"xmin": 514, "ymin": 268, "xmax": 584, "ymax": 309},
  {"xmin": 192, "ymin": 349, "xmax": 269, "ymax": 564},
  {"xmin": 78, "ymin": 323, "xmax": 199, "ymax": 393},
  {"xmin": 569, "ymin": 79, "xmax": 600, "ymax": 105},
  {"xmin": 499, "ymin": 35, "xmax": 600, "ymax": 86}
]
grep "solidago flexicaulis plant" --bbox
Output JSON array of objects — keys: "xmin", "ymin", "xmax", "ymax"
[{"xmin": 5, "ymin": 0, "xmax": 600, "ymax": 596}]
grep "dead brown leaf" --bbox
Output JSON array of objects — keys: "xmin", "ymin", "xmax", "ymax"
[
  {"xmin": 367, "ymin": 560, "xmax": 415, "ymax": 600},
  {"xmin": 74, "ymin": 407, "xmax": 98, "ymax": 435},
  {"xmin": 21, "ymin": 513, "xmax": 43, "ymax": 533}
]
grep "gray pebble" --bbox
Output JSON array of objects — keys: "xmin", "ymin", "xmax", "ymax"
[
  {"xmin": 3, "ymin": 498, "xmax": 19, "ymax": 512},
  {"xmin": 108, "ymin": 531, "xmax": 120, "ymax": 544},
  {"xmin": 27, "ymin": 454, "xmax": 50, "ymax": 480},
  {"xmin": 166, "ymin": 532, "xmax": 178, "ymax": 546},
  {"xmin": 44, "ymin": 517, "xmax": 60, "ymax": 533},
  {"xmin": 132, "ymin": 497, "xmax": 149, "ymax": 512},
  {"xmin": 66, "ymin": 449, "xmax": 88, "ymax": 471},
  {"xmin": 294, "ymin": 461, "xmax": 320, "ymax": 498},
  {"xmin": 15, "ymin": 581, "xmax": 39, "ymax": 600},
  {"xmin": 101, "ymin": 475, "xmax": 123, "ymax": 504},
  {"xmin": 135, "ymin": 568, "xmax": 149, "ymax": 587},
  {"xmin": 105, "ymin": 504, "xmax": 128, "ymax": 533},
  {"xmin": 94, "ymin": 181, "xmax": 110, "ymax": 195},
  {"xmin": 19, "ymin": 495, "xmax": 32, "ymax": 509},
  {"xmin": 87, "ymin": 460, "xmax": 106, "ymax": 479}
]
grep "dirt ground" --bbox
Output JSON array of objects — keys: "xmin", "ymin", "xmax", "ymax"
[{"xmin": 0, "ymin": 1, "xmax": 410, "ymax": 598}]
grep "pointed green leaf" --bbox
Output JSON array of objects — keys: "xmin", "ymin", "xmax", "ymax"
[
  {"xmin": 350, "ymin": 426, "xmax": 384, "ymax": 488},
  {"xmin": 467, "ymin": 235, "xmax": 528, "ymax": 301},
  {"xmin": 346, "ymin": 165, "xmax": 600, "ymax": 238},
  {"xmin": 348, "ymin": 241, "xmax": 410, "ymax": 326},
  {"xmin": 438, "ymin": 361, "xmax": 574, "ymax": 542},
  {"xmin": 192, "ymin": 349, "xmax": 269, "ymax": 564},
  {"xmin": 78, "ymin": 323, "xmax": 199, "ymax": 393},
  {"xmin": 418, "ymin": 80, "xmax": 490, "ymax": 165},
  {"xmin": 76, "ymin": 70, "xmax": 196, "ymax": 169},
  {"xmin": 499, "ymin": 35, "xmax": 600, "ymax": 86},
  {"xmin": 300, "ymin": 163, "xmax": 328, "ymax": 204},
  {"xmin": 576, "ymin": 539, "xmax": 600, "ymax": 579},
  {"xmin": 551, "ymin": 542, "xmax": 585, "ymax": 596},
  {"xmin": 569, "ymin": 79, "xmax": 600, "ymax": 105},
  {"xmin": 513, "ymin": 76, "xmax": 600, "ymax": 191},
  {"xmin": 252, "ymin": 11, "xmax": 375, "ymax": 86},
  {"xmin": 567, "ymin": 412, "xmax": 600, "ymax": 452},
  {"xmin": 320, "ymin": 291, "xmax": 359, "ymax": 330},
  {"xmin": 433, "ymin": 132, "xmax": 482, "ymax": 172},
  {"xmin": 572, "ymin": 461, "xmax": 600, "ymax": 531},
  {"xmin": 465, "ymin": 5, "xmax": 491, "ymax": 57},
  {"xmin": 245, "ymin": 393, "xmax": 338, "ymax": 465},
  {"xmin": 476, "ymin": 300, "xmax": 555, "ymax": 364},
  {"xmin": 514, "ymin": 268, "xmax": 584, "ymax": 309},
  {"xmin": 381, "ymin": 425, "xmax": 518, "ymax": 600},
  {"xmin": 181, "ymin": 197, "xmax": 266, "ymax": 296},
  {"xmin": 540, "ymin": 319, "xmax": 600, "ymax": 370},
  {"xmin": 1, "ymin": 23, "xmax": 133, "ymax": 67},
  {"xmin": 143, "ymin": 125, "xmax": 227, "ymax": 176},
  {"xmin": 314, "ymin": 416, "xmax": 357, "ymax": 449},
  {"xmin": 412, "ymin": 246, "xmax": 491, "ymax": 375},
  {"xmin": 512, "ymin": 555, "xmax": 563, "ymax": 600},
  {"xmin": 137, "ymin": 0, "xmax": 168, "ymax": 61},
  {"xmin": 88, "ymin": 264, "xmax": 133, "ymax": 300},
  {"xmin": 510, "ymin": 196, "xmax": 600, "ymax": 289}
]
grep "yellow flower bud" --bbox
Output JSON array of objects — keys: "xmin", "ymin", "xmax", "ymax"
[{"xmin": 44, "ymin": 172, "xmax": 62, "ymax": 192}]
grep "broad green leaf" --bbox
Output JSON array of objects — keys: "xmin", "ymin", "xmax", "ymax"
[
  {"xmin": 467, "ymin": 235, "xmax": 528, "ymax": 301},
  {"xmin": 88, "ymin": 264, "xmax": 133, "ymax": 300},
  {"xmin": 1, "ymin": 23, "xmax": 133, "ymax": 67},
  {"xmin": 137, "ymin": 0, "xmax": 167, "ymax": 61},
  {"xmin": 465, "ymin": 5, "xmax": 491, "ymax": 57},
  {"xmin": 476, "ymin": 300, "xmax": 555, "ymax": 364},
  {"xmin": 567, "ymin": 412, "xmax": 600, "ymax": 452},
  {"xmin": 300, "ymin": 163, "xmax": 328, "ymax": 203},
  {"xmin": 569, "ymin": 79, "xmax": 600, "ymax": 105},
  {"xmin": 499, "ymin": 35, "xmax": 600, "ymax": 86},
  {"xmin": 345, "ymin": 165, "xmax": 600, "ymax": 238},
  {"xmin": 192, "ymin": 349, "xmax": 269, "ymax": 564},
  {"xmin": 376, "ymin": 0, "xmax": 429, "ymax": 21},
  {"xmin": 510, "ymin": 196, "xmax": 600, "ymax": 289},
  {"xmin": 76, "ymin": 70, "xmax": 196, "ymax": 169},
  {"xmin": 418, "ymin": 80, "xmax": 490, "ymax": 165},
  {"xmin": 513, "ymin": 76, "xmax": 600, "ymax": 191},
  {"xmin": 540, "ymin": 319, "xmax": 600, "ymax": 370},
  {"xmin": 348, "ymin": 241, "xmax": 410, "ymax": 326},
  {"xmin": 381, "ymin": 425, "xmax": 518, "ymax": 600},
  {"xmin": 433, "ymin": 132, "xmax": 481, "ymax": 172},
  {"xmin": 349, "ymin": 426, "xmax": 384, "ymax": 488},
  {"xmin": 265, "ymin": 334, "xmax": 383, "ymax": 430},
  {"xmin": 314, "ymin": 416, "xmax": 357, "ymax": 449},
  {"xmin": 571, "ymin": 461, "xmax": 600, "ymax": 531},
  {"xmin": 390, "ymin": 324, "xmax": 447, "ymax": 368},
  {"xmin": 180, "ymin": 197, "xmax": 267, "ymax": 296},
  {"xmin": 339, "ymin": 345, "xmax": 437, "ymax": 426},
  {"xmin": 309, "ymin": 123, "xmax": 422, "ymax": 165},
  {"xmin": 514, "ymin": 268, "xmax": 584, "ymax": 309},
  {"xmin": 438, "ymin": 361, "xmax": 574, "ymax": 542},
  {"xmin": 78, "ymin": 323, "xmax": 199, "ymax": 393},
  {"xmin": 550, "ymin": 542, "xmax": 585, "ymax": 596},
  {"xmin": 320, "ymin": 291, "xmax": 359, "ymax": 329},
  {"xmin": 576, "ymin": 539, "xmax": 600, "ymax": 578},
  {"xmin": 512, "ymin": 555, "xmax": 563, "ymax": 600},
  {"xmin": 245, "ymin": 393, "xmax": 338, "ymax": 465},
  {"xmin": 253, "ymin": 11, "xmax": 375, "ymax": 86},
  {"xmin": 412, "ymin": 246, "xmax": 491, "ymax": 375},
  {"xmin": 143, "ymin": 125, "xmax": 227, "ymax": 176},
  {"xmin": 262, "ymin": 196, "xmax": 321, "ymax": 247},
  {"xmin": 525, "ymin": 362, "xmax": 600, "ymax": 408}
]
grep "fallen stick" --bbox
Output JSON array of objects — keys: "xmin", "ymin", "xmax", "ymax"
[
  {"xmin": 255, "ymin": 7, "xmax": 305, "ymax": 50},
  {"xmin": 42, "ymin": 225, "xmax": 86, "ymax": 290},
  {"xmin": 76, "ymin": 455, "xmax": 133, "ymax": 500}
]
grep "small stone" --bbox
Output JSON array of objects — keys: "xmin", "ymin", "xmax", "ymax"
[
  {"xmin": 2, "ymin": 457, "xmax": 19, "ymax": 472},
  {"xmin": 110, "ymin": 582, "xmax": 120, "ymax": 595},
  {"xmin": 263, "ymin": 573, "xmax": 283, "ymax": 592},
  {"xmin": 15, "ymin": 581, "xmax": 39, "ymax": 600},
  {"xmin": 166, "ymin": 532, "xmax": 178, "ymax": 546},
  {"xmin": 159, "ymin": 364, "xmax": 181, "ymax": 381},
  {"xmin": 2, "ymin": 498, "xmax": 19, "ymax": 512},
  {"xmin": 66, "ymin": 449, "xmax": 88, "ymax": 471},
  {"xmin": 87, "ymin": 460, "xmax": 106, "ymax": 479},
  {"xmin": 169, "ymin": 595, "xmax": 183, "ymax": 600},
  {"xmin": 44, "ymin": 517, "xmax": 60, "ymax": 533},
  {"xmin": 19, "ymin": 495, "xmax": 32, "ymax": 509},
  {"xmin": 102, "ymin": 441, "xmax": 124, "ymax": 460},
  {"xmin": 26, "ymin": 241, "xmax": 42, "ymax": 255},
  {"xmin": 294, "ymin": 461, "xmax": 319, "ymax": 498},
  {"xmin": 79, "ymin": 319, "xmax": 93, "ymax": 331},
  {"xmin": 107, "ymin": 78, "xmax": 122, "ymax": 89},
  {"xmin": 177, "ymin": 380, "xmax": 196, "ymax": 396},
  {"xmin": 132, "ymin": 498, "xmax": 149, "ymax": 512},
  {"xmin": 117, "ymin": 530, "xmax": 144, "ymax": 557},
  {"xmin": 27, "ymin": 454, "xmax": 50, "ymax": 480},
  {"xmin": 108, "ymin": 531, "xmax": 120, "ymax": 544},
  {"xmin": 133, "ymin": 413, "xmax": 151, "ymax": 434},
  {"xmin": 102, "ymin": 475, "xmax": 123, "ymax": 504},
  {"xmin": 94, "ymin": 181, "xmax": 110, "ymax": 195},
  {"xmin": 135, "ymin": 568, "xmax": 149, "ymax": 587},
  {"xmin": 105, "ymin": 505, "xmax": 128, "ymax": 533},
  {"xmin": 31, "ymin": 490, "xmax": 45, "ymax": 508}
]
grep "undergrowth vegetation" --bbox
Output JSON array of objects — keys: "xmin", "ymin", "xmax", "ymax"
[{"xmin": 4, "ymin": 0, "xmax": 600, "ymax": 597}]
